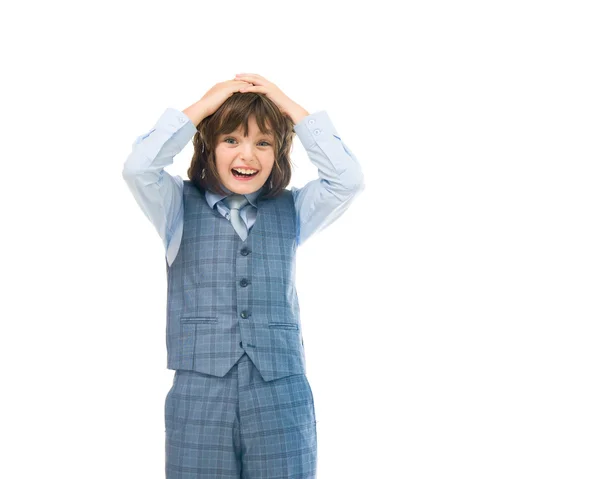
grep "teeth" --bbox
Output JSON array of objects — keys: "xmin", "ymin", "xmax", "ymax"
[{"xmin": 233, "ymin": 168, "xmax": 257, "ymax": 174}]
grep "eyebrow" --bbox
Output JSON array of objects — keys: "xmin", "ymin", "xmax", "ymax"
[{"xmin": 224, "ymin": 131, "xmax": 275, "ymax": 139}]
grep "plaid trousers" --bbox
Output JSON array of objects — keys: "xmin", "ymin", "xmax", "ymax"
[{"xmin": 165, "ymin": 352, "xmax": 318, "ymax": 478}]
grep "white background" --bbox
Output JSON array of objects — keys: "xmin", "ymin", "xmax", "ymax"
[{"xmin": 2, "ymin": 0, "xmax": 599, "ymax": 478}]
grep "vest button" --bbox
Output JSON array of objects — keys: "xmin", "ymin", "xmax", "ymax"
[
  {"xmin": 240, "ymin": 310, "xmax": 250, "ymax": 319},
  {"xmin": 240, "ymin": 279, "xmax": 249, "ymax": 287},
  {"xmin": 241, "ymin": 248, "xmax": 250, "ymax": 256},
  {"xmin": 239, "ymin": 341, "xmax": 243, "ymax": 348}
]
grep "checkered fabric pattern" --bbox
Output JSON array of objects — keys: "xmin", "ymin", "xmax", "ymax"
[
  {"xmin": 165, "ymin": 353, "xmax": 317, "ymax": 478},
  {"xmin": 165, "ymin": 180, "xmax": 307, "ymax": 383}
]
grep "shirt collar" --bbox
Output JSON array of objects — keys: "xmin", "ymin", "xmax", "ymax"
[{"xmin": 205, "ymin": 184, "xmax": 264, "ymax": 210}]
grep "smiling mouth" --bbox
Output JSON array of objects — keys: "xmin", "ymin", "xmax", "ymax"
[{"xmin": 231, "ymin": 169, "xmax": 259, "ymax": 178}]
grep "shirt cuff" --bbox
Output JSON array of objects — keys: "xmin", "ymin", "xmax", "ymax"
[{"xmin": 293, "ymin": 110, "xmax": 340, "ymax": 148}]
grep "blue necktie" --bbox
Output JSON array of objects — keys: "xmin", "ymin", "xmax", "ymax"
[{"xmin": 224, "ymin": 194, "xmax": 250, "ymax": 241}]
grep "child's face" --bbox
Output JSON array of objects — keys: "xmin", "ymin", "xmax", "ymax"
[{"xmin": 214, "ymin": 115, "xmax": 276, "ymax": 195}]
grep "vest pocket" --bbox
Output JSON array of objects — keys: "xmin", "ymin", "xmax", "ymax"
[
  {"xmin": 268, "ymin": 322, "xmax": 299, "ymax": 330},
  {"xmin": 180, "ymin": 316, "xmax": 218, "ymax": 323}
]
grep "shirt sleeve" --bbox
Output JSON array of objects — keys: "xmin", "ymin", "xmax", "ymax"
[
  {"xmin": 122, "ymin": 107, "xmax": 197, "ymax": 265},
  {"xmin": 290, "ymin": 110, "xmax": 366, "ymax": 247}
]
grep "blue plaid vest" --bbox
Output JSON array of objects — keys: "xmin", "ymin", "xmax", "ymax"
[{"xmin": 165, "ymin": 180, "xmax": 305, "ymax": 382}]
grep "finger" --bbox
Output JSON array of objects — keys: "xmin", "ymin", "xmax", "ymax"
[
  {"xmin": 233, "ymin": 80, "xmax": 253, "ymax": 87},
  {"xmin": 240, "ymin": 85, "xmax": 261, "ymax": 93},
  {"xmin": 235, "ymin": 74, "xmax": 255, "ymax": 82},
  {"xmin": 236, "ymin": 73, "xmax": 262, "ymax": 81}
]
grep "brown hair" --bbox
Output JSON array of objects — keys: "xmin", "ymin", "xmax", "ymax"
[{"xmin": 187, "ymin": 92, "xmax": 296, "ymax": 199}]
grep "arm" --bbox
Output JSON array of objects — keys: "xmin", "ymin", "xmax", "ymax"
[
  {"xmin": 290, "ymin": 110, "xmax": 366, "ymax": 247},
  {"xmin": 122, "ymin": 107, "xmax": 198, "ymax": 266}
]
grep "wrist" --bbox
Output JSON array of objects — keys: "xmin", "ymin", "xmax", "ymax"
[{"xmin": 286, "ymin": 103, "xmax": 310, "ymax": 124}]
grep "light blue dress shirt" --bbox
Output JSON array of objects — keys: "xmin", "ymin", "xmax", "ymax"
[{"xmin": 122, "ymin": 107, "xmax": 365, "ymax": 266}]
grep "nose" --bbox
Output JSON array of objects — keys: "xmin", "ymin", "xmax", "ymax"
[{"xmin": 239, "ymin": 142, "xmax": 258, "ymax": 162}]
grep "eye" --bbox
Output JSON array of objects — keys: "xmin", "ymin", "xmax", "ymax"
[{"xmin": 224, "ymin": 137, "xmax": 271, "ymax": 147}]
